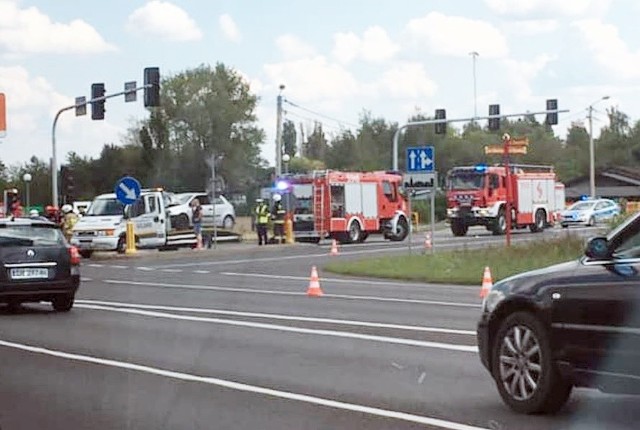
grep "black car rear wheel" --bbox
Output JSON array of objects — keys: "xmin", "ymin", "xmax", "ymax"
[
  {"xmin": 52, "ymin": 295, "xmax": 74, "ymax": 312},
  {"xmin": 492, "ymin": 311, "xmax": 572, "ymax": 414}
]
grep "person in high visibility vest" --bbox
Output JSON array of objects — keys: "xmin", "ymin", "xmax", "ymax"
[
  {"xmin": 254, "ymin": 198, "xmax": 270, "ymax": 246},
  {"xmin": 61, "ymin": 204, "xmax": 79, "ymax": 242},
  {"xmin": 271, "ymin": 194, "xmax": 286, "ymax": 244}
]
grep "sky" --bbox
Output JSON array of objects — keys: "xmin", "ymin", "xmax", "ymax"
[{"xmin": 1, "ymin": 0, "xmax": 639, "ymax": 170}]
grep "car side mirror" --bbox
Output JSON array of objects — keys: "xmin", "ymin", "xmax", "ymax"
[{"xmin": 585, "ymin": 236, "xmax": 611, "ymax": 260}]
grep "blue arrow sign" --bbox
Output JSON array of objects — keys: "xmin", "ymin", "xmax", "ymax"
[
  {"xmin": 114, "ymin": 176, "xmax": 141, "ymax": 205},
  {"xmin": 406, "ymin": 146, "xmax": 434, "ymax": 172}
]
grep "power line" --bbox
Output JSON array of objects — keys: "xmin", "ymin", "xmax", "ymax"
[
  {"xmin": 284, "ymin": 110, "xmax": 344, "ymax": 134},
  {"xmin": 283, "ymin": 98, "xmax": 359, "ymax": 129}
]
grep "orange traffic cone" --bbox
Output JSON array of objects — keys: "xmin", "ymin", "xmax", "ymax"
[
  {"xmin": 480, "ymin": 266, "xmax": 493, "ymax": 298},
  {"xmin": 423, "ymin": 233, "xmax": 432, "ymax": 250},
  {"xmin": 307, "ymin": 266, "xmax": 324, "ymax": 297},
  {"xmin": 330, "ymin": 239, "xmax": 339, "ymax": 256}
]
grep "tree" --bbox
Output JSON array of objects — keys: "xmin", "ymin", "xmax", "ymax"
[
  {"xmin": 304, "ymin": 122, "xmax": 328, "ymax": 161},
  {"xmin": 282, "ymin": 119, "xmax": 297, "ymax": 157}
]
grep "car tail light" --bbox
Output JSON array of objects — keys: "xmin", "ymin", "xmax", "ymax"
[{"xmin": 69, "ymin": 246, "xmax": 81, "ymax": 265}]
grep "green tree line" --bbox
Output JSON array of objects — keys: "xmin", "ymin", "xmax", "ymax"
[{"xmin": 2, "ymin": 61, "xmax": 639, "ymax": 210}]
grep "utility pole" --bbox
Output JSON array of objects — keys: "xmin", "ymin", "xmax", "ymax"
[
  {"xmin": 207, "ymin": 152, "xmax": 218, "ymax": 249},
  {"xmin": 275, "ymin": 84, "xmax": 285, "ymax": 177},
  {"xmin": 469, "ymin": 51, "xmax": 479, "ymax": 119},
  {"xmin": 588, "ymin": 105, "xmax": 595, "ymax": 198}
]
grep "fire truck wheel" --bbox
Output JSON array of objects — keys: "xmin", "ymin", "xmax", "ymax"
[
  {"xmin": 451, "ymin": 220, "xmax": 468, "ymax": 237},
  {"xmin": 389, "ymin": 217, "xmax": 409, "ymax": 241},
  {"xmin": 529, "ymin": 209, "xmax": 546, "ymax": 233},
  {"xmin": 347, "ymin": 221, "xmax": 363, "ymax": 243},
  {"xmin": 359, "ymin": 232, "xmax": 369, "ymax": 243},
  {"xmin": 493, "ymin": 210, "xmax": 507, "ymax": 235}
]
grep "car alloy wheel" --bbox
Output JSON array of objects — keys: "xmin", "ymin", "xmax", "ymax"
[{"xmin": 499, "ymin": 325, "xmax": 542, "ymax": 401}]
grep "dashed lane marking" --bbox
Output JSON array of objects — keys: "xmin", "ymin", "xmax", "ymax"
[
  {"xmin": 0, "ymin": 339, "xmax": 488, "ymax": 430},
  {"xmin": 103, "ymin": 280, "xmax": 481, "ymax": 308}
]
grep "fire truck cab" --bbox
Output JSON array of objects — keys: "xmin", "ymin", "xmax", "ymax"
[{"xmin": 282, "ymin": 170, "xmax": 410, "ymax": 244}]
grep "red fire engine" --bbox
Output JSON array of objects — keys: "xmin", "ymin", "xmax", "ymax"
[
  {"xmin": 281, "ymin": 170, "xmax": 410, "ymax": 244},
  {"xmin": 445, "ymin": 164, "xmax": 565, "ymax": 236}
]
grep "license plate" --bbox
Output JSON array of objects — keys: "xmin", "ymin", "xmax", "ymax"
[{"xmin": 10, "ymin": 268, "xmax": 49, "ymax": 280}]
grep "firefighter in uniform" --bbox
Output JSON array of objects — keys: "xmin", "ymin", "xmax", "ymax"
[
  {"xmin": 271, "ymin": 194, "xmax": 286, "ymax": 244},
  {"xmin": 254, "ymin": 198, "xmax": 270, "ymax": 245},
  {"xmin": 61, "ymin": 204, "xmax": 79, "ymax": 242}
]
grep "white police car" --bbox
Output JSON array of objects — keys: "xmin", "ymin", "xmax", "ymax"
[{"xmin": 560, "ymin": 198, "xmax": 620, "ymax": 228}]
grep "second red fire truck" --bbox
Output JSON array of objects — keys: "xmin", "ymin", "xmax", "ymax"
[
  {"xmin": 279, "ymin": 170, "xmax": 410, "ymax": 244},
  {"xmin": 446, "ymin": 164, "xmax": 565, "ymax": 236}
]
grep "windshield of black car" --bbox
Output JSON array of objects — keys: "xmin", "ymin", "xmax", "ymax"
[
  {"xmin": 0, "ymin": 225, "xmax": 65, "ymax": 246},
  {"xmin": 85, "ymin": 198, "xmax": 125, "ymax": 216},
  {"xmin": 448, "ymin": 173, "xmax": 485, "ymax": 190}
]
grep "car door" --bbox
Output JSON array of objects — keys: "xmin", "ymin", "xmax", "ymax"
[
  {"xmin": 197, "ymin": 194, "xmax": 213, "ymax": 226},
  {"xmin": 552, "ymin": 219, "xmax": 640, "ymax": 379},
  {"xmin": 135, "ymin": 194, "xmax": 165, "ymax": 248}
]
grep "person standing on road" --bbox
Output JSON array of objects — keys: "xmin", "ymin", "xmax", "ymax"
[
  {"xmin": 61, "ymin": 204, "xmax": 79, "ymax": 242},
  {"xmin": 271, "ymin": 194, "xmax": 286, "ymax": 244},
  {"xmin": 255, "ymin": 198, "xmax": 270, "ymax": 246},
  {"xmin": 191, "ymin": 198, "xmax": 203, "ymax": 249}
]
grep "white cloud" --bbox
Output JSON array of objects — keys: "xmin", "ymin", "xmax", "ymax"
[
  {"xmin": 263, "ymin": 56, "xmax": 359, "ymax": 102},
  {"xmin": 502, "ymin": 54, "xmax": 555, "ymax": 101},
  {"xmin": 275, "ymin": 34, "xmax": 316, "ymax": 59},
  {"xmin": 485, "ymin": 0, "xmax": 611, "ymax": 18},
  {"xmin": 332, "ymin": 26, "xmax": 399, "ymax": 64},
  {"xmin": 0, "ymin": 0, "xmax": 115, "ymax": 54},
  {"xmin": 406, "ymin": 12, "xmax": 508, "ymax": 58},
  {"xmin": 127, "ymin": 0, "xmax": 202, "ymax": 42},
  {"xmin": 369, "ymin": 62, "xmax": 438, "ymax": 99},
  {"xmin": 505, "ymin": 19, "xmax": 559, "ymax": 35},
  {"xmin": 573, "ymin": 19, "xmax": 640, "ymax": 80},
  {"xmin": 219, "ymin": 14, "xmax": 241, "ymax": 43}
]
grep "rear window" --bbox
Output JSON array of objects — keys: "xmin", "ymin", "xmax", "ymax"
[{"xmin": 0, "ymin": 225, "xmax": 65, "ymax": 246}]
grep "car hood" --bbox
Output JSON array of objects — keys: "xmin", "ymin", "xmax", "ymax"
[
  {"xmin": 166, "ymin": 205, "xmax": 188, "ymax": 215},
  {"xmin": 72, "ymin": 215, "xmax": 122, "ymax": 230},
  {"xmin": 493, "ymin": 259, "xmax": 581, "ymax": 296}
]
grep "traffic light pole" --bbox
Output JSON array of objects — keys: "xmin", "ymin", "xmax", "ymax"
[
  {"xmin": 50, "ymin": 84, "xmax": 153, "ymax": 207},
  {"xmin": 391, "ymin": 108, "xmax": 569, "ymax": 171}
]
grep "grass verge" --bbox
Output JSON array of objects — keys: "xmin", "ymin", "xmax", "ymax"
[{"xmin": 324, "ymin": 234, "xmax": 586, "ymax": 285}]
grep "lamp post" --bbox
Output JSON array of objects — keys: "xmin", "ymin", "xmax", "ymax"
[
  {"xmin": 588, "ymin": 95, "xmax": 610, "ymax": 198},
  {"xmin": 469, "ymin": 51, "xmax": 479, "ymax": 119},
  {"xmin": 22, "ymin": 173, "xmax": 32, "ymax": 210},
  {"xmin": 282, "ymin": 153, "xmax": 290, "ymax": 174}
]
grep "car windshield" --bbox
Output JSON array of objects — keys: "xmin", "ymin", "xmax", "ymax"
[
  {"xmin": 175, "ymin": 194, "xmax": 194, "ymax": 205},
  {"xmin": 85, "ymin": 198, "xmax": 125, "ymax": 216},
  {"xmin": 0, "ymin": 225, "xmax": 65, "ymax": 246},
  {"xmin": 448, "ymin": 172, "xmax": 485, "ymax": 190},
  {"xmin": 569, "ymin": 201, "xmax": 596, "ymax": 211}
]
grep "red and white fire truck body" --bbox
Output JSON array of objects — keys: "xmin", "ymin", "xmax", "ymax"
[
  {"xmin": 284, "ymin": 170, "xmax": 410, "ymax": 244},
  {"xmin": 445, "ymin": 164, "xmax": 565, "ymax": 236}
]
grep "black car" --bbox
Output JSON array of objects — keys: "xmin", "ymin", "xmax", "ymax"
[
  {"xmin": 0, "ymin": 218, "xmax": 80, "ymax": 311},
  {"xmin": 477, "ymin": 212, "xmax": 640, "ymax": 414}
]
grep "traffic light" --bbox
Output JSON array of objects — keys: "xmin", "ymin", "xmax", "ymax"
[
  {"xmin": 91, "ymin": 83, "xmax": 105, "ymax": 120},
  {"xmin": 545, "ymin": 99, "xmax": 558, "ymax": 125},
  {"xmin": 488, "ymin": 104, "xmax": 500, "ymax": 131},
  {"xmin": 434, "ymin": 109, "xmax": 446, "ymax": 134},
  {"xmin": 144, "ymin": 67, "xmax": 160, "ymax": 107}
]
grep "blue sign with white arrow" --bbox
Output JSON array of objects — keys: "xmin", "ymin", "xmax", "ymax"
[
  {"xmin": 406, "ymin": 146, "xmax": 435, "ymax": 172},
  {"xmin": 114, "ymin": 176, "xmax": 142, "ymax": 205}
]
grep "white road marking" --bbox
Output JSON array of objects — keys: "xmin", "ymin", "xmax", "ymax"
[
  {"xmin": 0, "ymin": 339, "xmax": 488, "ymax": 430},
  {"xmin": 193, "ymin": 270, "xmax": 210, "ymax": 274},
  {"xmin": 75, "ymin": 304, "xmax": 478, "ymax": 353},
  {"xmin": 103, "ymin": 279, "xmax": 481, "ymax": 308},
  {"xmin": 110, "ymin": 265, "xmax": 127, "ymax": 269},
  {"xmin": 81, "ymin": 277, "xmax": 93, "ymax": 282},
  {"xmin": 220, "ymin": 271, "xmax": 478, "ymax": 290},
  {"xmin": 87, "ymin": 264, "xmax": 104, "ymax": 267},
  {"xmin": 161, "ymin": 269, "xmax": 183, "ymax": 273},
  {"xmin": 136, "ymin": 267, "xmax": 153, "ymax": 271},
  {"xmin": 75, "ymin": 299, "xmax": 476, "ymax": 335}
]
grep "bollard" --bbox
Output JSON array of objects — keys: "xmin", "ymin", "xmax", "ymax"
[
  {"xmin": 285, "ymin": 217, "xmax": 295, "ymax": 244},
  {"xmin": 125, "ymin": 220, "xmax": 136, "ymax": 255}
]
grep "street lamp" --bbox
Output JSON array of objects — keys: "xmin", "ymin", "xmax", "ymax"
[
  {"xmin": 282, "ymin": 153, "xmax": 290, "ymax": 174},
  {"xmin": 469, "ymin": 51, "xmax": 479, "ymax": 119},
  {"xmin": 588, "ymin": 95, "xmax": 610, "ymax": 198},
  {"xmin": 22, "ymin": 173, "xmax": 32, "ymax": 210}
]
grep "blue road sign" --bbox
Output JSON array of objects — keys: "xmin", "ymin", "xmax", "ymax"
[
  {"xmin": 114, "ymin": 176, "xmax": 141, "ymax": 205},
  {"xmin": 406, "ymin": 146, "xmax": 435, "ymax": 172}
]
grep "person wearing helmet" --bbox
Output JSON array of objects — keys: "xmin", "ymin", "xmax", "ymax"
[
  {"xmin": 270, "ymin": 194, "xmax": 286, "ymax": 244},
  {"xmin": 254, "ymin": 198, "xmax": 270, "ymax": 246},
  {"xmin": 61, "ymin": 204, "xmax": 79, "ymax": 242}
]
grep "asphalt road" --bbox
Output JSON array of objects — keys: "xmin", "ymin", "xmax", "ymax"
[{"xmin": 1, "ymin": 225, "xmax": 636, "ymax": 430}]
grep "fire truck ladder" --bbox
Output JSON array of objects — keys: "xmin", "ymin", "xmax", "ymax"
[{"xmin": 312, "ymin": 170, "xmax": 328, "ymax": 238}]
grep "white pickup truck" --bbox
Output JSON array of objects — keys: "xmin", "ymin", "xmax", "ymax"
[{"xmin": 70, "ymin": 188, "xmax": 195, "ymax": 258}]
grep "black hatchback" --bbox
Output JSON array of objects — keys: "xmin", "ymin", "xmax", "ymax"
[
  {"xmin": 477, "ymin": 212, "xmax": 640, "ymax": 414},
  {"xmin": 0, "ymin": 218, "xmax": 80, "ymax": 311}
]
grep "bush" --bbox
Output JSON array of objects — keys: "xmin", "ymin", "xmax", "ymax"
[{"xmin": 411, "ymin": 192, "xmax": 447, "ymax": 224}]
